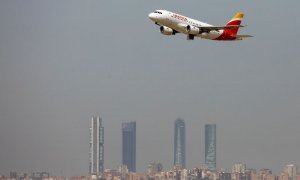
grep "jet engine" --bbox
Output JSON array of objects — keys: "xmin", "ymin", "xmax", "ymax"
[
  {"xmin": 160, "ymin": 26, "xmax": 175, "ymax": 35},
  {"xmin": 186, "ymin": 25, "xmax": 202, "ymax": 35}
]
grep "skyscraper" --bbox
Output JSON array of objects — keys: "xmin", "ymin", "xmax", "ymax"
[
  {"xmin": 122, "ymin": 121, "xmax": 136, "ymax": 172},
  {"xmin": 174, "ymin": 118, "xmax": 186, "ymax": 168},
  {"xmin": 205, "ymin": 124, "xmax": 216, "ymax": 171},
  {"xmin": 89, "ymin": 116, "xmax": 104, "ymax": 175}
]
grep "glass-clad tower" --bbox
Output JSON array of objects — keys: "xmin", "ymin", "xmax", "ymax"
[
  {"xmin": 174, "ymin": 118, "xmax": 186, "ymax": 168},
  {"xmin": 205, "ymin": 124, "xmax": 216, "ymax": 171},
  {"xmin": 122, "ymin": 121, "xmax": 136, "ymax": 172},
  {"xmin": 89, "ymin": 116, "xmax": 104, "ymax": 174}
]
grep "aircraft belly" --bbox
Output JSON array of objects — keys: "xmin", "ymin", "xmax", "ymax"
[{"xmin": 163, "ymin": 19, "xmax": 222, "ymax": 40}]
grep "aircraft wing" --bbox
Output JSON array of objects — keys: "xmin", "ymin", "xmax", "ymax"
[{"xmin": 199, "ymin": 25, "xmax": 244, "ymax": 31}]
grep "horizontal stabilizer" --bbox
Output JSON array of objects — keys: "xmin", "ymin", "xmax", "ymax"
[{"xmin": 231, "ymin": 34, "xmax": 253, "ymax": 40}]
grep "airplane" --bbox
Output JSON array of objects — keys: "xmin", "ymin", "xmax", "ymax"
[{"xmin": 148, "ymin": 10, "xmax": 253, "ymax": 41}]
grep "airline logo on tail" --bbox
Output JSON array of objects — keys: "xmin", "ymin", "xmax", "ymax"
[
  {"xmin": 148, "ymin": 10, "xmax": 253, "ymax": 41},
  {"xmin": 225, "ymin": 12, "xmax": 244, "ymax": 35}
]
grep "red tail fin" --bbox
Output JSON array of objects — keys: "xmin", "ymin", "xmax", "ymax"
[{"xmin": 225, "ymin": 12, "xmax": 244, "ymax": 35}]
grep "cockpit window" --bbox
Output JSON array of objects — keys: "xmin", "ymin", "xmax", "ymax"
[{"xmin": 154, "ymin": 11, "xmax": 162, "ymax": 14}]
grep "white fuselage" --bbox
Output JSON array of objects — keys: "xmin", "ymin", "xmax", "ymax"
[{"xmin": 148, "ymin": 10, "xmax": 224, "ymax": 40}]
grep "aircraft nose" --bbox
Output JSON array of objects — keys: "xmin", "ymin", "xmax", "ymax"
[{"xmin": 148, "ymin": 13, "xmax": 156, "ymax": 21}]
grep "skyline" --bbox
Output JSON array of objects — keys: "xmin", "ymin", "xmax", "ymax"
[
  {"xmin": 1, "ymin": 0, "xmax": 300, "ymax": 177},
  {"xmin": 2, "ymin": 162, "xmax": 298, "ymax": 179},
  {"xmin": 84, "ymin": 117, "xmax": 296, "ymax": 174},
  {"xmin": 1, "ymin": 113, "xmax": 300, "ymax": 175}
]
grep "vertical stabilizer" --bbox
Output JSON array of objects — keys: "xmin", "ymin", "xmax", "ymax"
[{"xmin": 225, "ymin": 12, "xmax": 244, "ymax": 35}]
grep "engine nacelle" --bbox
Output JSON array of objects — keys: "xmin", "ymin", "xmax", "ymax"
[
  {"xmin": 160, "ymin": 26, "xmax": 175, "ymax": 35},
  {"xmin": 186, "ymin": 25, "xmax": 202, "ymax": 35}
]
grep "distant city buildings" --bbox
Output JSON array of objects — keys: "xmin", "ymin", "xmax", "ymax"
[
  {"xmin": 205, "ymin": 124, "xmax": 216, "ymax": 171},
  {"xmin": 5, "ymin": 172, "xmax": 50, "ymax": 180},
  {"xmin": 284, "ymin": 164, "xmax": 298, "ymax": 180},
  {"xmin": 148, "ymin": 162, "xmax": 163, "ymax": 174},
  {"xmin": 98, "ymin": 163, "xmax": 299, "ymax": 180},
  {"xmin": 174, "ymin": 118, "xmax": 186, "ymax": 169},
  {"xmin": 89, "ymin": 116, "xmax": 104, "ymax": 175},
  {"xmin": 232, "ymin": 163, "xmax": 247, "ymax": 180},
  {"xmin": 122, "ymin": 121, "xmax": 136, "ymax": 172},
  {"xmin": 2, "ymin": 162, "xmax": 300, "ymax": 180},
  {"xmin": 232, "ymin": 163, "xmax": 246, "ymax": 174}
]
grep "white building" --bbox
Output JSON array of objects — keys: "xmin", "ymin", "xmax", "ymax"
[
  {"xmin": 284, "ymin": 164, "xmax": 297, "ymax": 180},
  {"xmin": 232, "ymin": 163, "xmax": 246, "ymax": 173}
]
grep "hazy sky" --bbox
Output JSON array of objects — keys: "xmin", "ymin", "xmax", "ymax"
[{"xmin": 1, "ymin": 0, "xmax": 300, "ymax": 176}]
